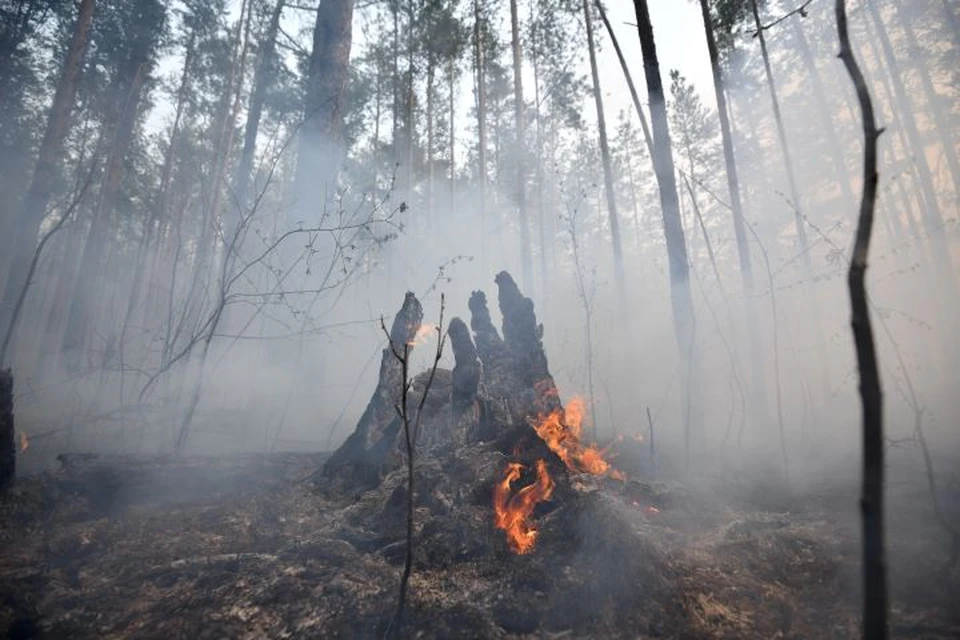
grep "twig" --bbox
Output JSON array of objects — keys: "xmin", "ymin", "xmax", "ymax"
[
  {"xmin": 382, "ymin": 294, "xmax": 447, "ymax": 634},
  {"xmin": 751, "ymin": 0, "xmax": 817, "ymax": 37},
  {"xmin": 836, "ymin": 1, "xmax": 887, "ymax": 637}
]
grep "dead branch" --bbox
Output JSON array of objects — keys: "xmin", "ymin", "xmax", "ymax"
[{"xmin": 836, "ymin": 1, "xmax": 887, "ymax": 637}]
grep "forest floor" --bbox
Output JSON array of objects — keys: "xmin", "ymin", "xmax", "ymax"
[{"xmin": 0, "ymin": 451, "xmax": 958, "ymax": 639}]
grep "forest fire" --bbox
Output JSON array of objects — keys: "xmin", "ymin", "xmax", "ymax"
[
  {"xmin": 528, "ymin": 396, "xmax": 625, "ymax": 480},
  {"xmin": 493, "ymin": 459, "xmax": 555, "ymax": 554},
  {"xmin": 494, "ymin": 395, "xmax": 626, "ymax": 554}
]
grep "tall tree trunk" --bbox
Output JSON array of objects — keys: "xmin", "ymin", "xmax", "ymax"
[
  {"xmin": 427, "ymin": 56, "xmax": 435, "ymax": 225},
  {"xmin": 449, "ymin": 57, "xmax": 456, "ymax": 212},
  {"xmin": 509, "ymin": 0, "xmax": 532, "ymax": 291},
  {"xmin": 835, "ymin": 3, "xmax": 887, "ymax": 636},
  {"xmin": 206, "ymin": 0, "xmax": 253, "ymax": 248},
  {"xmin": 583, "ymin": 0, "xmax": 626, "ymax": 305},
  {"xmin": 631, "ymin": 0, "xmax": 702, "ymax": 466},
  {"xmin": 233, "ymin": 0, "xmax": 284, "ymax": 214},
  {"xmin": 405, "ymin": 0, "xmax": 414, "ymax": 207},
  {"xmin": 293, "ymin": 0, "xmax": 355, "ymax": 216},
  {"xmin": 392, "ymin": 1, "xmax": 400, "ymax": 160},
  {"xmin": 865, "ymin": 0, "xmax": 957, "ymax": 289},
  {"xmin": 0, "ymin": 0, "xmax": 95, "ymax": 342},
  {"xmin": 594, "ymin": 1, "xmax": 653, "ymax": 160},
  {"xmin": 61, "ymin": 63, "xmax": 148, "ymax": 367},
  {"xmin": 789, "ymin": 17, "xmax": 857, "ymax": 214},
  {"xmin": 749, "ymin": 0, "xmax": 809, "ymax": 262},
  {"xmin": 888, "ymin": 0, "xmax": 960, "ymax": 197},
  {"xmin": 473, "ymin": 0, "xmax": 488, "ymax": 276},
  {"xmin": 531, "ymin": 11, "xmax": 548, "ymax": 301}
]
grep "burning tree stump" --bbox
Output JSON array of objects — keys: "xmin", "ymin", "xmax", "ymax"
[
  {"xmin": 320, "ymin": 271, "xmax": 632, "ymax": 558},
  {"xmin": 0, "ymin": 369, "xmax": 14, "ymax": 492}
]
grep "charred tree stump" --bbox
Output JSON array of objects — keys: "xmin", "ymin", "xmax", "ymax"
[
  {"xmin": 0, "ymin": 369, "xmax": 13, "ymax": 491},
  {"xmin": 323, "ymin": 292, "xmax": 423, "ymax": 489},
  {"xmin": 449, "ymin": 318, "xmax": 480, "ymax": 415}
]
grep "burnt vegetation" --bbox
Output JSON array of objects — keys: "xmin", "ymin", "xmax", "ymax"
[{"xmin": 1, "ymin": 0, "xmax": 960, "ymax": 638}]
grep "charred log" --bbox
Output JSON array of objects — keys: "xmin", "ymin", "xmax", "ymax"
[{"xmin": 0, "ymin": 369, "xmax": 13, "ymax": 491}]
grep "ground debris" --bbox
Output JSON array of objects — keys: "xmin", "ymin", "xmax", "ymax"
[{"xmin": 0, "ymin": 452, "xmax": 956, "ymax": 638}]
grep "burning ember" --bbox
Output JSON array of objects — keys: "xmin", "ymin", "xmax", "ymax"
[
  {"xmin": 19, "ymin": 431, "xmax": 29, "ymax": 454},
  {"xmin": 407, "ymin": 323, "xmax": 438, "ymax": 346},
  {"xmin": 493, "ymin": 459, "xmax": 555, "ymax": 555},
  {"xmin": 527, "ymin": 396, "xmax": 625, "ymax": 481}
]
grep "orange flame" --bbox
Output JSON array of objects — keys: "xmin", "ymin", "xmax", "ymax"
[
  {"xmin": 527, "ymin": 396, "xmax": 624, "ymax": 480},
  {"xmin": 19, "ymin": 432, "xmax": 29, "ymax": 454},
  {"xmin": 493, "ymin": 459, "xmax": 555, "ymax": 554},
  {"xmin": 407, "ymin": 323, "xmax": 437, "ymax": 346}
]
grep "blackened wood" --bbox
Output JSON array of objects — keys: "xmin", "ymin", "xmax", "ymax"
[
  {"xmin": 0, "ymin": 369, "xmax": 13, "ymax": 491},
  {"xmin": 836, "ymin": 2, "xmax": 887, "ymax": 637},
  {"xmin": 323, "ymin": 293, "xmax": 422, "ymax": 488}
]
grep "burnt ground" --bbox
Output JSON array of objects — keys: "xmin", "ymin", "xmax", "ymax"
[{"xmin": 0, "ymin": 451, "xmax": 957, "ymax": 639}]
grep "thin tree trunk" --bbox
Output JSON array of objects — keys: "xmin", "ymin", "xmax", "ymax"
[
  {"xmin": 749, "ymin": 0, "xmax": 809, "ymax": 263},
  {"xmin": 631, "ymin": 0, "xmax": 702, "ymax": 465},
  {"xmin": 233, "ymin": 0, "xmax": 284, "ymax": 214},
  {"xmin": 474, "ymin": 0, "xmax": 488, "ymax": 276},
  {"xmin": 865, "ymin": 0, "xmax": 957, "ymax": 289},
  {"xmin": 509, "ymin": 0, "xmax": 532, "ymax": 291},
  {"xmin": 427, "ymin": 57, "xmax": 435, "ymax": 225},
  {"xmin": 531, "ymin": 5, "xmax": 547, "ymax": 300},
  {"xmin": 0, "ymin": 0, "xmax": 95, "ymax": 340},
  {"xmin": 583, "ymin": 0, "xmax": 626, "ymax": 306},
  {"xmin": 836, "ymin": 3, "xmax": 887, "ymax": 637},
  {"xmin": 697, "ymin": 0, "xmax": 752, "ymax": 287},
  {"xmin": 449, "ymin": 57, "xmax": 456, "ymax": 212},
  {"xmin": 594, "ymin": 0, "xmax": 653, "ymax": 158}
]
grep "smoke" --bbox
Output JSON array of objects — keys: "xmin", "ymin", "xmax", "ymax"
[{"xmin": 2, "ymin": 1, "xmax": 956, "ymax": 524}]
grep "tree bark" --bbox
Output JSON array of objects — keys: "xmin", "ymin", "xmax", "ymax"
[
  {"xmin": 583, "ymin": 0, "xmax": 626, "ymax": 305},
  {"xmin": 836, "ymin": 3, "xmax": 887, "ymax": 637},
  {"xmin": 0, "ymin": 0, "xmax": 95, "ymax": 342},
  {"xmin": 631, "ymin": 0, "xmax": 702, "ymax": 464},
  {"xmin": 293, "ymin": 0, "xmax": 355, "ymax": 215},
  {"xmin": 509, "ymin": 0, "xmax": 533, "ymax": 292}
]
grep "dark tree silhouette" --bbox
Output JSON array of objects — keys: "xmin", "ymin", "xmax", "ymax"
[{"xmin": 836, "ymin": 1, "xmax": 887, "ymax": 637}]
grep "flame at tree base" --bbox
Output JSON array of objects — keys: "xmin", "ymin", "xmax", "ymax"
[
  {"xmin": 528, "ymin": 396, "xmax": 625, "ymax": 481},
  {"xmin": 493, "ymin": 459, "xmax": 555, "ymax": 555}
]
